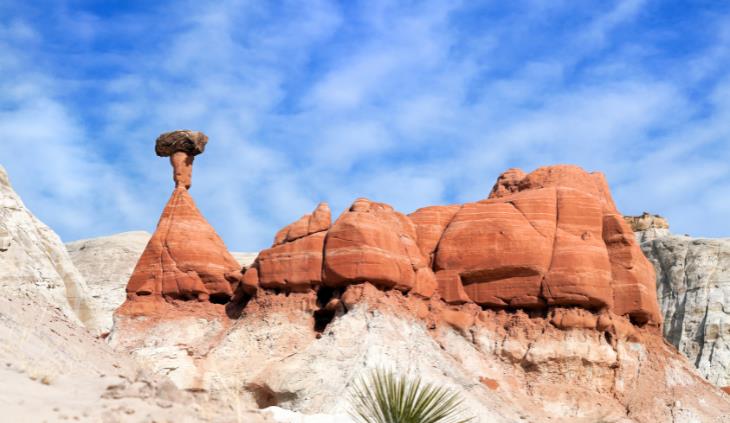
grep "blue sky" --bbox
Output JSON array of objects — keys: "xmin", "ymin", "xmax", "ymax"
[{"xmin": 1, "ymin": 0, "xmax": 729, "ymax": 251}]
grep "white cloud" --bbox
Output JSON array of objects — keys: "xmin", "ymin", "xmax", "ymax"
[{"xmin": 1, "ymin": 0, "xmax": 729, "ymax": 252}]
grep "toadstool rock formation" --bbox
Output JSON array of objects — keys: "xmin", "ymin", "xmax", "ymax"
[{"xmin": 118, "ymin": 131, "xmax": 240, "ymax": 316}]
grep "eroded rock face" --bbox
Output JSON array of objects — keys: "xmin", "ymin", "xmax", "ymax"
[
  {"xmin": 66, "ymin": 231, "xmax": 151, "ymax": 333},
  {"xmin": 323, "ymin": 199, "xmax": 428, "ymax": 291},
  {"xmin": 431, "ymin": 165, "xmax": 660, "ymax": 324},
  {"xmin": 140, "ymin": 165, "xmax": 660, "ymax": 326},
  {"xmin": 0, "ymin": 165, "xmax": 101, "ymax": 332},
  {"xmin": 122, "ymin": 188, "xmax": 240, "ymax": 312},
  {"xmin": 273, "ymin": 202, "xmax": 330, "ymax": 246},
  {"xmin": 637, "ymin": 228, "xmax": 730, "ymax": 388},
  {"xmin": 108, "ymin": 284, "xmax": 730, "ymax": 422}
]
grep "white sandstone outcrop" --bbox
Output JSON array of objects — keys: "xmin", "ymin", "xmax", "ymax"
[
  {"xmin": 638, "ymin": 229, "xmax": 730, "ymax": 388},
  {"xmin": 108, "ymin": 284, "xmax": 730, "ymax": 422},
  {"xmin": 0, "ymin": 165, "xmax": 100, "ymax": 332},
  {"xmin": 66, "ymin": 231, "xmax": 152, "ymax": 333}
]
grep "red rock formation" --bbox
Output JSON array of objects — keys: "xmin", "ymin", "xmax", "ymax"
[
  {"xmin": 122, "ymin": 162, "xmax": 661, "ymax": 327},
  {"xmin": 273, "ymin": 202, "xmax": 330, "ymax": 246},
  {"xmin": 258, "ymin": 231, "xmax": 326, "ymax": 292},
  {"xmin": 119, "ymin": 131, "xmax": 239, "ymax": 314},
  {"xmin": 429, "ymin": 165, "xmax": 659, "ymax": 323},
  {"xmin": 322, "ymin": 198, "xmax": 428, "ymax": 291},
  {"xmin": 409, "ymin": 205, "xmax": 460, "ymax": 266}
]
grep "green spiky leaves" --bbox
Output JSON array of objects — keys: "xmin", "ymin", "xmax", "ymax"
[{"xmin": 348, "ymin": 369, "xmax": 474, "ymax": 423}]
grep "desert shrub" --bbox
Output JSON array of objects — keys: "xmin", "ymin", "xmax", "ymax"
[{"xmin": 348, "ymin": 368, "xmax": 474, "ymax": 423}]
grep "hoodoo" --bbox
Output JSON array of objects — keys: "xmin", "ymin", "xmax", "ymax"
[{"xmin": 118, "ymin": 131, "xmax": 240, "ymax": 315}]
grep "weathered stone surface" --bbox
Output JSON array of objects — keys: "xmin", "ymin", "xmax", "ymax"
[
  {"xmin": 258, "ymin": 231, "xmax": 325, "ymax": 292},
  {"xmin": 408, "ymin": 205, "xmax": 460, "ymax": 266},
  {"xmin": 0, "ymin": 165, "xmax": 100, "ymax": 332},
  {"xmin": 123, "ymin": 188, "xmax": 240, "ymax": 307},
  {"xmin": 274, "ymin": 203, "xmax": 331, "ymax": 246},
  {"xmin": 425, "ymin": 165, "xmax": 660, "ymax": 323},
  {"xmin": 639, "ymin": 229, "xmax": 730, "ymax": 386},
  {"xmin": 323, "ymin": 198, "xmax": 426, "ymax": 291},
  {"xmin": 66, "ymin": 231, "xmax": 151, "ymax": 332},
  {"xmin": 488, "ymin": 167, "xmax": 526, "ymax": 198},
  {"xmin": 625, "ymin": 212, "xmax": 669, "ymax": 232},
  {"xmin": 434, "ymin": 194, "xmax": 554, "ymax": 308},
  {"xmin": 543, "ymin": 186, "xmax": 613, "ymax": 309},
  {"xmin": 155, "ymin": 130, "xmax": 208, "ymax": 157}
]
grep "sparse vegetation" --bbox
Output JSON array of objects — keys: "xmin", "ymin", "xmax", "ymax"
[{"xmin": 348, "ymin": 368, "xmax": 474, "ymax": 423}]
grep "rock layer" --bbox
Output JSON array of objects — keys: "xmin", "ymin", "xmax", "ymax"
[{"xmin": 109, "ymin": 283, "xmax": 730, "ymax": 422}]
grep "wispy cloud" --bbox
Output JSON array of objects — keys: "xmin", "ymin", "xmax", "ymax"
[{"xmin": 1, "ymin": 0, "xmax": 729, "ymax": 251}]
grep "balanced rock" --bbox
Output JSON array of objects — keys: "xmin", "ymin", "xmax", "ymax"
[
  {"xmin": 120, "ymin": 131, "xmax": 239, "ymax": 314},
  {"xmin": 155, "ymin": 130, "xmax": 209, "ymax": 190},
  {"xmin": 155, "ymin": 130, "xmax": 208, "ymax": 157}
]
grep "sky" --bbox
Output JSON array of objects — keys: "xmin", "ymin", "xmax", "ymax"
[{"xmin": 1, "ymin": 0, "xmax": 729, "ymax": 251}]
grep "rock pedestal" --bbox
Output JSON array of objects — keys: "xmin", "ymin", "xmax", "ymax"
[{"xmin": 119, "ymin": 131, "xmax": 239, "ymax": 315}]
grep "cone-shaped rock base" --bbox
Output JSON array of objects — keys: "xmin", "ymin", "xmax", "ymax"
[{"xmin": 120, "ymin": 187, "xmax": 239, "ymax": 315}]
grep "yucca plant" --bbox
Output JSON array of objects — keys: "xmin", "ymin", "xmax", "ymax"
[{"xmin": 348, "ymin": 368, "xmax": 474, "ymax": 423}]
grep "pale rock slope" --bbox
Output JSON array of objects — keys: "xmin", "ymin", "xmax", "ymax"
[
  {"xmin": 634, "ymin": 220, "xmax": 730, "ymax": 388},
  {"xmin": 110, "ymin": 284, "xmax": 730, "ymax": 422},
  {"xmin": 67, "ymin": 231, "xmax": 151, "ymax": 333},
  {"xmin": 0, "ymin": 165, "xmax": 100, "ymax": 332}
]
